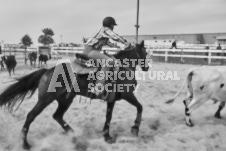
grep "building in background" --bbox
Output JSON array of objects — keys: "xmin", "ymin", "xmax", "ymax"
[
  {"xmin": 216, "ymin": 36, "xmax": 226, "ymax": 44},
  {"xmin": 123, "ymin": 32, "xmax": 226, "ymax": 45}
]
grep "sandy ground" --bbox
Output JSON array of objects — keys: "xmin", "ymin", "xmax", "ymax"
[{"xmin": 0, "ymin": 60, "xmax": 226, "ymax": 151}]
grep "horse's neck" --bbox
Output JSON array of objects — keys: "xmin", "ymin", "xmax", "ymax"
[{"xmin": 114, "ymin": 49, "xmax": 138, "ymax": 71}]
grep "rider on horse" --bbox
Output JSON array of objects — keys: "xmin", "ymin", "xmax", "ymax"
[{"xmin": 83, "ymin": 16, "xmax": 131, "ymax": 97}]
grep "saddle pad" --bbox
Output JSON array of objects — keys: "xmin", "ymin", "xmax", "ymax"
[{"xmin": 56, "ymin": 58, "xmax": 98, "ymax": 74}]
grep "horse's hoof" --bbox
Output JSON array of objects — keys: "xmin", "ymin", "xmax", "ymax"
[
  {"xmin": 23, "ymin": 142, "xmax": 31, "ymax": 150},
  {"xmin": 131, "ymin": 126, "xmax": 139, "ymax": 136},
  {"xmin": 104, "ymin": 135, "xmax": 116, "ymax": 144},
  {"xmin": 186, "ymin": 122, "xmax": 194, "ymax": 127},
  {"xmin": 214, "ymin": 113, "xmax": 222, "ymax": 119},
  {"xmin": 61, "ymin": 129, "xmax": 74, "ymax": 135},
  {"xmin": 66, "ymin": 129, "xmax": 74, "ymax": 135}
]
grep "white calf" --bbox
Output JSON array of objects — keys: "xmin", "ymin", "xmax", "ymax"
[{"xmin": 166, "ymin": 66, "xmax": 226, "ymax": 126}]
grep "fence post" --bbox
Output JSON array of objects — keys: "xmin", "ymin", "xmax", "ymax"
[
  {"xmin": 224, "ymin": 49, "xmax": 226, "ymax": 65},
  {"xmin": 221, "ymin": 49, "xmax": 225, "ymax": 65},
  {"xmin": 165, "ymin": 49, "xmax": 168, "ymax": 62},
  {"xmin": 180, "ymin": 48, "xmax": 185, "ymax": 63},
  {"xmin": 24, "ymin": 48, "xmax": 27, "ymax": 64},
  {"xmin": 208, "ymin": 49, "xmax": 211, "ymax": 65}
]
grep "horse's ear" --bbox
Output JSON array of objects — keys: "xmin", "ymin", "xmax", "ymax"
[{"xmin": 140, "ymin": 40, "xmax": 144, "ymax": 47}]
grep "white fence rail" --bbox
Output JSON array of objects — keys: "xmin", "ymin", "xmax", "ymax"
[
  {"xmin": 52, "ymin": 47, "xmax": 120, "ymax": 57},
  {"xmin": 1, "ymin": 46, "xmax": 226, "ymax": 65},
  {"xmin": 52, "ymin": 47, "xmax": 226, "ymax": 65},
  {"xmin": 148, "ymin": 48, "xmax": 226, "ymax": 64}
]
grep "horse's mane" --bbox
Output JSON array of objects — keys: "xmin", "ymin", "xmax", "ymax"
[{"xmin": 114, "ymin": 47, "xmax": 135, "ymax": 58}]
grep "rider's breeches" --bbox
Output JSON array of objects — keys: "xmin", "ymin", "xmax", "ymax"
[{"xmin": 84, "ymin": 46, "xmax": 116, "ymax": 86}]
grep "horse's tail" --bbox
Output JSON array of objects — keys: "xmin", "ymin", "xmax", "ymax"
[
  {"xmin": 0, "ymin": 68, "xmax": 48, "ymax": 112},
  {"xmin": 165, "ymin": 67, "xmax": 197, "ymax": 104}
]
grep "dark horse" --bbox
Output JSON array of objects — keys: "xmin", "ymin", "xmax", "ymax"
[
  {"xmin": 0, "ymin": 54, "xmax": 5, "ymax": 71},
  {"xmin": 1, "ymin": 55, "xmax": 17, "ymax": 76},
  {"xmin": 28, "ymin": 51, "xmax": 37, "ymax": 68},
  {"xmin": 39, "ymin": 54, "xmax": 51, "ymax": 68},
  {"xmin": 0, "ymin": 41, "xmax": 149, "ymax": 149}
]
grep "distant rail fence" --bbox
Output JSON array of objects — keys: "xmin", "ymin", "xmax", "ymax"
[
  {"xmin": 52, "ymin": 47, "xmax": 118, "ymax": 58},
  {"xmin": 52, "ymin": 46, "xmax": 226, "ymax": 65},
  {"xmin": 149, "ymin": 48, "xmax": 226, "ymax": 65},
  {"xmin": 0, "ymin": 46, "xmax": 118, "ymax": 64},
  {"xmin": 1, "ymin": 45, "xmax": 226, "ymax": 65},
  {"xmin": 1, "ymin": 47, "xmax": 37, "ymax": 64}
]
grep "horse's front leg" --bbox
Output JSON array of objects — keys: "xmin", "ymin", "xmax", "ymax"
[
  {"xmin": 103, "ymin": 101, "xmax": 116, "ymax": 143},
  {"xmin": 0, "ymin": 61, "xmax": 4, "ymax": 71},
  {"xmin": 123, "ymin": 93, "xmax": 142, "ymax": 136},
  {"xmin": 30, "ymin": 60, "xmax": 32, "ymax": 69},
  {"xmin": 45, "ymin": 61, "xmax": 47, "ymax": 68}
]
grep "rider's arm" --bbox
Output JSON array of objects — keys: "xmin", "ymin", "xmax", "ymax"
[
  {"xmin": 104, "ymin": 28, "xmax": 128, "ymax": 45},
  {"xmin": 106, "ymin": 40, "xmax": 118, "ymax": 47}
]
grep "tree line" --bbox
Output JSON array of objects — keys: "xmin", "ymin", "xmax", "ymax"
[{"xmin": 21, "ymin": 28, "xmax": 55, "ymax": 49}]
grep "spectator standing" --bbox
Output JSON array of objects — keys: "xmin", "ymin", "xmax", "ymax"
[
  {"xmin": 171, "ymin": 40, "xmax": 177, "ymax": 49},
  {"xmin": 204, "ymin": 44, "xmax": 209, "ymax": 62},
  {"xmin": 217, "ymin": 43, "xmax": 222, "ymax": 50},
  {"xmin": 170, "ymin": 40, "xmax": 177, "ymax": 54}
]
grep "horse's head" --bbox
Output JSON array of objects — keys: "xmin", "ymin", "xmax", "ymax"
[
  {"xmin": 135, "ymin": 40, "xmax": 149, "ymax": 71},
  {"xmin": 114, "ymin": 41, "xmax": 150, "ymax": 71}
]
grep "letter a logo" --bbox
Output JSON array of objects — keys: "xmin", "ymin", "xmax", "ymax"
[{"xmin": 48, "ymin": 63, "xmax": 80, "ymax": 92}]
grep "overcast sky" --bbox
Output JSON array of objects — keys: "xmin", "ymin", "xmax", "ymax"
[{"xmin": 0, "ymin": 0, "xmax": 225, "ymax": 45}]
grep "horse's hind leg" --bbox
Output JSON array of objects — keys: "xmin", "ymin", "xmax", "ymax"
[
  {"xmin": 38, "ymin": 61, "xmax": 41, "ymax": 68},
  {"xmin": 13, "ymin": 67, "xmax": 15, "ymax": 75},
  {"xmin": 53, "ymin": 95, "xmax": 74, "ymax": 132},
  {"xmin": 22, "ymin": 96, "xmax": 54, "ymax": 149},
  {"xmin": 0, "ymin": 62, "xmax": 2, "ymax": 71},
  {"xmin": 214, "ymin": 102, "xmax": 225, "ymax": 119},
  {"xmin": 103, "ymin": 101, "xmax": 116, "ymax": 143},
  {"xmin": 123, "ymin": 93, "xmax": 142, "ymax": 136},
  {"xmin": 8, "ymin": 69, "xmax": 11, "ymax": 77}
]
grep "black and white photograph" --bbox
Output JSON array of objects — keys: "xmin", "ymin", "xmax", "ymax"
[{"xmin": 0, "ymin": 0, "xmax": 226, "ymax": 150}]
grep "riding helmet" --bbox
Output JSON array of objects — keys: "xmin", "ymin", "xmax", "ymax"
[{"xmin": 103, "ymin": 17, "xmax": 117, "ymax": 28}]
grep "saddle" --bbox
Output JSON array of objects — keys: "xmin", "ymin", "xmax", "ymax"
[
  {"xmin": 73, "ymin": 53, "xmax": 117, "ymax": 102},
  {"xmin": 71, "ymin": 52, "xmax": 116, "ymax": 74},
  {"xmin": 71, "ymin": 53, "xmax": 99, "ymax": 74},
  {"xmin": 56, "ymin": 52, "xmax": 118, "ymax": 102}
]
